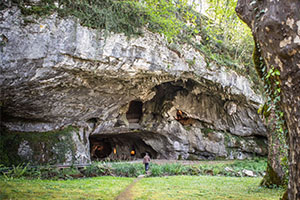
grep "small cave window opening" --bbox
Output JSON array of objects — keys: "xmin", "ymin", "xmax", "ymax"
[
  {"xmin": 176, "ymin": 109, "xmax": 184, "ymax": 120},
  {"xmin": 175, "ymin": 109, "xmax": 195, "ymax": 126},
  {"xmin": 126, "ymin": 100, "xmax": 143, "ymax": 123}
]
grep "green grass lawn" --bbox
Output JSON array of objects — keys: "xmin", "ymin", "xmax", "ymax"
[
  {"xmin": 0, "ymin": 176, "xmax": 284, "ymax": 200},
  {"xmin": 132, "ymin": 176, "xmax": 285, "ymax": 200},
  {"xmin": 0, "ymin": 176, "xmax": 133, "ymax": 200}
]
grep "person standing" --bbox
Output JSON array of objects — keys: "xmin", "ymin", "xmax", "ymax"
[{"xmin": 143, "ymin": 153, "xmax": 151, "ymax": 173}]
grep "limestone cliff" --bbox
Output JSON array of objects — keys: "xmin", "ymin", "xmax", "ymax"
[{"xmin": 0, "ymin": 6, "xmax": 267, "ymax": 165}]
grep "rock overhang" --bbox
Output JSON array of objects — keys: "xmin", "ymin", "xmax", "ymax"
[{"xmin": 0, "ymin": 7, "xmax": 268, "ymax": 165}]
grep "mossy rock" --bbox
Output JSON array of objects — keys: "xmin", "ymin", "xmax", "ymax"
[
  {"xmin": 201, "ymin": 128, "xmax": 214, "ymax": 137},
  {"xmin": 187, "ymin": 154, "xmax": 198, "ymax": 161},
  {"xmin": 0, "ymin": 126, "xmax": 78, "ymax": 166}
]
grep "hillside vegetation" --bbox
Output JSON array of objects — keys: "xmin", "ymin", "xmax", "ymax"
[{"xmin": 1, "ymin": 0, "xmax": 261, "ymax": 92}]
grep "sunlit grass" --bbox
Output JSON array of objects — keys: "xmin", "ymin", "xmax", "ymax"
[
  {"xmin": 0, "ymin": 176, "xmax": 133, "ymax": 200},
  {"xmin": 0, "ymin": 175, "xmax": 284, "ymax": 200},
  {"xmin": 132, "ymin": 176, "xmax": 285, "ymax": 200}
]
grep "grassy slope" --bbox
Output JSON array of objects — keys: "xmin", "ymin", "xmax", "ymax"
[
  {"xmin": 133, "ymin": 176, "xmax": 284, "ymax": 200},
  {"xmin": 0, "ymin": 176, "xmax": 133, "ymax": 200},
  {"xmin": 0, "ymin": 176, "xmax": 284, "ymax": 200}
]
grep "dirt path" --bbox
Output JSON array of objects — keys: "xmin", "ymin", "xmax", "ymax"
[{"xmin": 115, "ymin": 175, "xmax": 145, "ymax": 200}]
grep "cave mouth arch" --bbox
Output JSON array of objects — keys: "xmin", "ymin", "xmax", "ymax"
[
  {"xmin": 89, "ymin": 132, "xmax": 158, "ymax": 161},
  {"xmin": 126, "ymin": 100, "xmax": 143, "ymax": 123}
]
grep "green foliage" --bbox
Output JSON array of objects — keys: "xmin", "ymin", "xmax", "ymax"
[
  {"xmin": 0, "ymin": 159, "xmax": 268, "ymax": 179},
  {"xmin": 186, "ymin": 58, "xmax": 196, "ymax": 67},
  {"xmin": 229, "ymin": 158, "xmax": 267, "ymax": 174},
  {"xmin": 205, "ymin": 0, "xmax": 254, "ymax": 66},
  {"xmin": 200, "ymin": 0, "xmax": 262, "ymax": 92},
  {"xmin": 144, "ymin": 0, "xmax": 196, "ymax": 42},
  {"xmin": 38, "ymin": 166, "xmax": 84, "ymax": 180},
  {"xmin": 2, "ymin": 0, "xmax": 260, "ymax": 90},
  {"xmin": 194, "ymin": 0, "xmax": 260, "ymax": 91},
  {"xmin": 6, "ymin": 0, "xmax": 196, "ymax": 42},
  {"xmin": 11, "ymin": 0, "xmax": 147, "ymax": 36},
  {"xmin": 254, "ymin": 42, "xmax": 288, "ymax": 186},
  {"xmin": 110, "ymin": 163, "xmax": 144, "ymax": 177},
  {"xmin": 0, "ymin": 164, "xmax": 29, "ymax": 180},
  {"xmin": 81, "ymin": 163, "xmax": 113, "ymax": 177},
  {"xmin": 201, "ymin": 128, "xmax": 214, "ymax": 136},
  {"xmin": 149, "ymin": 163, "xmax": 190, "ymax": 176}
]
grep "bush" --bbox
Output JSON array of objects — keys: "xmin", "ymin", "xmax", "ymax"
[
  {"xmin": 1, "ymin": 164, "xmax": 29, "ymax": 180},
  {"xmin": 4, "ymin": 0, "xmax": 196, "ymax": 43},
  {"xmin": 0, "ymin": 158, "xmax": 268, "ymax": 180},
  {"xmin": 111, "ymin": 163, "xmax": 144, "ymax": 177},
  {"xmin": 149, "ymin": 164, "xmax": 163, "ymax": 176}
]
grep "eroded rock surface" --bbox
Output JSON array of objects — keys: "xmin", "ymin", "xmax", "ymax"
[{"xmin": 1, "ymin": 7, "xmax": 267, "ymax": 165}]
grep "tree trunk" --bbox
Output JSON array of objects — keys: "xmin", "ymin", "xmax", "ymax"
[
  {"xmin": 235, "ymin": 1, "xmax": 300, "ymax": 199},
  {"xmin": 260, "ymin": 104, "xmax": 287, "ymax": 187},
  {"xmin": 260, "ymin": 124, "xmax": 287, "ymax": 187}
]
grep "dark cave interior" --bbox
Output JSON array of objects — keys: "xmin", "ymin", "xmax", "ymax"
[
  {"xmin": 126, "ymin": 101, "xmax": 143, "ymax": 123},
  {"xmin": 89, "ymin": 133, "xmax": 158, "ymax": 161}
]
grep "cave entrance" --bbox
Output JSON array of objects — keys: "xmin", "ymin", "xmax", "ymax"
[
  {"xmin": 126, "ymin": 101, "xmax": 143, "ymax": 123},
  {"xmin": 90, "ymin": 139, "xmax": 112, "ymax": 160},
  {"xmin": 89, "ymin": 132, "xmax": 157, "ymax": 161}
]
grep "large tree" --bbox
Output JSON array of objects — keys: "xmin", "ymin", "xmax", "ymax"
[{"xmin": 235, "ymin": 0, "xmax": 300, "ymax": 199}]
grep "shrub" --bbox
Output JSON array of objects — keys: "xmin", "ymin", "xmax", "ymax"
[
  {"xmin": 0, "ymin": 158, "xmax": 268, "ymax": 179},
  {"xmin": 110, "ymin": 163, "xmax": 144, "ymax": 177},
  {"xmin": 1, "ymin": 164, "xmax": 29, "ymax": 180}
]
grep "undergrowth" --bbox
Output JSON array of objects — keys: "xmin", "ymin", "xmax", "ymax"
[
  {"xmin": 0, "ymin": 158, "xmax": 267, "ymax": 180},
  {"xmin": 4, "ymin": 0, "xmax": 196, "ymax": 42}
]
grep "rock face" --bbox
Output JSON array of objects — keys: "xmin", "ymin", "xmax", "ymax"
[{"xmin": 0, "ymin": 7, "xmax": 267, "ymax": 165}]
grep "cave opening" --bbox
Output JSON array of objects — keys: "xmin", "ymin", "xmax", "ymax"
[
  {"xmin": 175, "ymin": 109, "xmax": 195, "ymax": 126},
  {"xmin": 126, "ymin": 101, "xmax": 143, "ymax": 123},
  {"xmin": 89, "ymin": 132, "xmax": 158, "ymax": 161},
  {"xmin": 90, "ymin": 139, "xmax": 112, "ymax": 159}
]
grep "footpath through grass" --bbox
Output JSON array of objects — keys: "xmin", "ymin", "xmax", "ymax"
[{"xmin": 0, "ymin": 176, "xmax": 284, "ymax": 200}]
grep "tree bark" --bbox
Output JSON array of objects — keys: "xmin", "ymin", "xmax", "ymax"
[
  {"xmin": 235, "ymin": 1, "xmax": 300, "ymax": 199},
  {"xmin": 260, "ymin": 124, "xmax": 287, "ymax": 187},
  {"xmin": 260, "ymin": 104, "xmax": 287, "ymax": 188}
]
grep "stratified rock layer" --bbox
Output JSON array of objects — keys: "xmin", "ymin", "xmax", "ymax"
[{"xmin": 0, "ymin": 7, "xmax": 267, "ymax": 165}]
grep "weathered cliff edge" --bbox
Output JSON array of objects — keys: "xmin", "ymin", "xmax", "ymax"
[{"xmin": 0, "ymin": 7, "xmax": 267, "ymax": 165}]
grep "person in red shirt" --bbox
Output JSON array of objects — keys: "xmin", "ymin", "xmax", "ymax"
[{"xmin": 143, "ymin": 153, "xmax": 151, "ymax": 173}]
